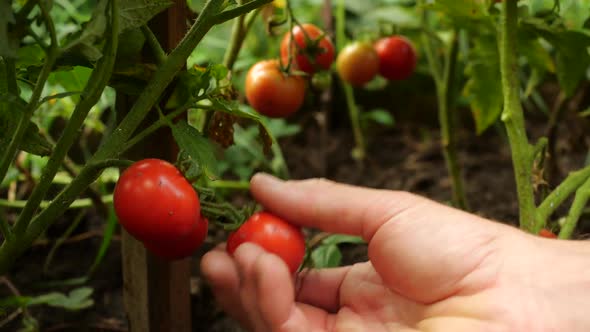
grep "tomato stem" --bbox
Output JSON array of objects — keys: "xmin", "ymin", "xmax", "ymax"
[
  {"xmin": 335, "ymin": 0, "xmax": 365, "ymax": 161},
  {"xmin": 558, "ymin": 177, "xmax": 590, "ymax": 239},
  {"xmin": 499, "ymin": 0, "xmax": 537, "ymax": 232},
  {"xmin": 536, "ymin": 164, "xmax": 590, "ymax": 231},
  {"xmin": 141, "ymin": 25, "xmax": 167, "ymax": 65}
]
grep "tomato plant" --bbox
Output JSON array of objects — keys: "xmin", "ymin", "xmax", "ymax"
[
  {"xmin": 245, "ymin": 59, "xmax": 306, "ymax": 118},
  {"xmin": 280, "ymin": 23, "xmax": 335, "ymax": 74},
  {"xmin": 226, "ymin": 211, "xmax": 306, "ymax": 274},
  {"xmin": 336, "ymin": 41, "xmax": 380, "ymax": 86},
  {"xmin": 113, "ymin": 159, "xmax": 203, "ymax": 245},
  {"xmin": 374, "ymin": 36, "xmax": 417, "ymax": 81}
]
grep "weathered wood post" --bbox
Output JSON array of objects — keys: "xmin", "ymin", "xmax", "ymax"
[{"xmin": 119, "ymin": 1, "xmax": 193, "ymax": 331}]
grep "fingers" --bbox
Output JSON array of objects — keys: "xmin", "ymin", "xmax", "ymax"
[
  {"xmin": 250, "ymin": 173, "xmax": 424, "ymax": 241},
  {"xmin": 295, "ymin": 267, "xmax": 350, "ymax": 313},
  {"xmin": 202, "ymin": 243, "xmax": 322, "ymax": 331}
]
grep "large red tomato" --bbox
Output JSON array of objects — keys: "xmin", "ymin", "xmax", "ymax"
[
  {"xmin": 280, "ymin": 23, "xmax": 335, "ymax": 74},
  {"xmin": 374, "ymin": 36, "xmax": 417, "ymax": 81},
  {"xmin": 245, "ymin": 59, "xmax": 306, "ymax": 118},
  {"xmin": 336, "ymin": 41, "xmax": 380, "ymax": 86},
  {"xmin": 143, "ymin": 217, "xmax": 209, "ymax": 260},
  {"xmin": 113, "ymin": 159, "xmax": 201, "ymax": 244},
  {"xmin": 226, "ymin": 211, "xmax": 306, "ymax": 274}
]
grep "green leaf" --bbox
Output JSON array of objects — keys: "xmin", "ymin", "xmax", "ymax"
[
  {"xmin": 311, "ymin": 244, "xmax": 342, "ymax": 269},
  {"xmin": 361, "ymin": 108, "xmax": 395, "ymax": 127},
  {"xmin": 429, "ymin": 0, "xmax": 492, "ymax": 27},
  {"xmin": 463, "ymin": 34, "xmax": 503, "ymax": 134},
  {"xmin": 48, "ymin": 66, "xmax": 93, "ymax": 102},
  {"xmin": 0, "ymin": 287, "xmax": 94, "ymax": 311},
  {"xmin": 171, "ymin": 120, "xmax": 218, "ymax": 180},
  {"xmin": 321, "ymin": 234, "xmax": 366, "ymax": 246},
  {"xmin": 16, "ymin": 45, "xmax": 46, "ymax": 68},
  {"xmin": 119, "ymin": 0, "xmax": 173, "ymax": 33},
  {"xmin": 0, "ymin": 0, "xmax": 17, "ymax": 58},
  {"xmin": 524, "ymin": 20, "xmax": 590, "ymax": 97},
  {"xmin": 0, "ymin": 94, "xmax": 54, "ymax": 156},
  {"xmin": 165, "ymin": 64, "xmax": 230, "ymax": 109},
  {"xmin": 559, "ymin": 0, "xmax": 590, "ymax": 30}
]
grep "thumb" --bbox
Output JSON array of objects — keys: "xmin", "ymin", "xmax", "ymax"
[{"xmin": 250, "ymin": 174, "xmax": 513, "ymax": 303}]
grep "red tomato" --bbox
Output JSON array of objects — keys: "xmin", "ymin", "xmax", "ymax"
[
  {"xmin": 374, "ymin": 36, "xmax": 417, "ymax": 81},
  {"xmin": 144, "ymin": 217, "xmax": 209, "ymax": 260},
  {"xmin": 226, "ymin": 211, "xmax": 306, "ymax": 274},
  {"xmin": 538, "ymin": 228, "xmax": 557, "ymax": 239},
  {"xmin": 113, "ymin": 159, "xmax": 202, "ymax": 244},
  {"xmin": 280, "ymin": 23, "xmax": 335, "ymax": 74},
  {"xmin": 336, "ymin": 41, "xmax": 380, "ymax": 86},
  {"xmin": 245, "ymin": 59, "xmax": 306, "ymax": 118}
]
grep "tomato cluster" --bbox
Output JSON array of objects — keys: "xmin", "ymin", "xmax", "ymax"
[
  {"xmin": 337, "ymin": 35, "xmax": 417, "ymax": 86},
  {"xmin": 245, "ymin": 23, "xmax": 334, "ymax": 118},
  {"xmin": 113, "ymin": 159, "xmax": 208, "ymax": 260}
]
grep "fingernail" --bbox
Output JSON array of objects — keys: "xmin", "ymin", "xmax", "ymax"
[{"xmin": 251, "ymin": 172, "xmax": 284, "ymax": 187}]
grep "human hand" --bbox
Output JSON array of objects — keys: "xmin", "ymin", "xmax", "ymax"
[{"xmin": 201, "ymin": 174, "xmax": 590, "ymax": 331}]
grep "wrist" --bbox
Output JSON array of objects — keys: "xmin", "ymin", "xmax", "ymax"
[{"xmin": 533, "ymin": 239, "xmax": 590, "ymax": 331}]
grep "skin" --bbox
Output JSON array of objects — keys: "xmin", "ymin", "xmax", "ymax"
[{"xmin": 202, "ymin": 174, "xmax": 590, "ymax": 331}]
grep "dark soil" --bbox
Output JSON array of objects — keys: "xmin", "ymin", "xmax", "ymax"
[{"xmin": 2, "ymin": 105, "xmax": 589, "ymax": 331}]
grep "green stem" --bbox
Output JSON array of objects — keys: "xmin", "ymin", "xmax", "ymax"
[
  {"xmin": 558, "ymin": 177, "xmax": 590, "ymax": 239},
  {"xmin": 207, "ymin": 179, "xmax": 250, "ymax": 190},
  {"xmin": 0, "ymin": 160, "xmax": 126, "ymax": 274},
  {"xmin": 0, "ymin": 0, "xmax": 271, "ymax": 275},
  {"xmin": 43, "ymin": 209, "xmax": 86, "ymax": 273},
  {"xmin": 0, "ymin": 214, "xmax": 11, "ymax": 241},
  {"xmin": 336, "ymin": 0, "xmax": 365, "ymax": 161},
  {"xmin": 141, "ymin": 25, "xmax": 167, "ymax": 65},
  {"xmin": 422, "ymin": 17, "xmax": 468, "ymax": 210},
  {"xmin": 211, "ymin": 0, "xmax": 272, "ymax": 24},
  {"xmin": 13, "ymin": 0, "xmax": 119, "ymax": 236},
  {"xmin": 120, "ymin": 102, "xmax": 193, "ymax": 154},
  {"xmin": 0, "ymin": 195, "xmax": 113, "ymax": 209},
  {"xmin": 535, "ymin": 164, "xmax": 590, "ymax": 231},
  {"xmin": 499, "ymin": 0, "xmax": 536, "ymax": 231},
  {"xmin": 222, "ymin": 0, "xmax": 246, "ymax": 71},
  {"xmin": 0, "ymin": 54, "xmax": 57, "ymax": 187}
]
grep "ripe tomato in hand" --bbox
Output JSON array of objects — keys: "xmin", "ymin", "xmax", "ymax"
[
  {"xmin": 245, "ymin": 59, "xmax": 306, "ymax": 118},
  {"xmin": 374, "ymin": 36, "xmax": 417, "ymax": 81},
  {"xmin": 280, "ymin": 23, "xmax": 335, "ymax": 74},
  {"xmin": 336, "ymin": 41, "xmax": 380, "ymax": 86},
  {"xmin": 226, "ymin": 211, "xmax": 306, "ymax": 274},
  {"xmin": 144, "ymin": 217, "xmax": 209, "ymax": 260},
  {"xmin": 113, "ymin": 159, "xmax": 202, "ymax": 244}
]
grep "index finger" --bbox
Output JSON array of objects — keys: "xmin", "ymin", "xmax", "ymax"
[{"xmin": 249, "ymin": 173, "xmax": 429, "ymax": 241}]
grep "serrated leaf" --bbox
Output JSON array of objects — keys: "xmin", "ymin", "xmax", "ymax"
[
  {"xmin": 0, "ymin": 94, "xmax": 54, "ymax": 156},
  {"xmin": 363, "ymin": 6, "xmax": 421, "ymax": 29},
  {"xmin": 0, "ymin": 0, "xmax": 17, "ymax": 58},
  {"xmin": 16, "ymin": 45, "xmax": 45, "ymax": 68},
  {"xmin": 171, "ymin": 120, "xmax": 218, "ymax": 180},
  {"xmin": 311, "ymin": 244, "xmax": 342, "ymax": 268},
  {"xmin": 463, "ymin": 34, "xmax": 503, "ymax": 134},
  {"xmin": 523, "ymin": 19, "xmax": 590, "ymax": 97}
]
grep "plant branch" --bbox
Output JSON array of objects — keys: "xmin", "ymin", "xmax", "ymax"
[
  {"xmin": 558, "ymin": 177, "xmax": 590, "ymax": 239},
  {"xmin": 141, "ymin": 25, "xmax": 167, "ymax": 65},
  {"xmin": 0, "ymin": 3, "xmax": 59, "ymax": 187},
  {"xmin": 499, "ymin": 0, "xmax": 536, "ymax": 231},
  {"xmin": 0, "ymin": 195, "xmax": 113, "ymax": 209},
  {"xmin": 13, "ymin": 0, "xmax": 119, "ymax": 236},
  {"xmin": 212, "ymin": 0, "xmax": 272, "ymax": 25},
  {"xmin": 223, "ymin": 0, "xmax": 246, "ymax": 70},
  {"xmin": 535, "ymin": 164, "xmax": 590, "ymax": 230}
]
